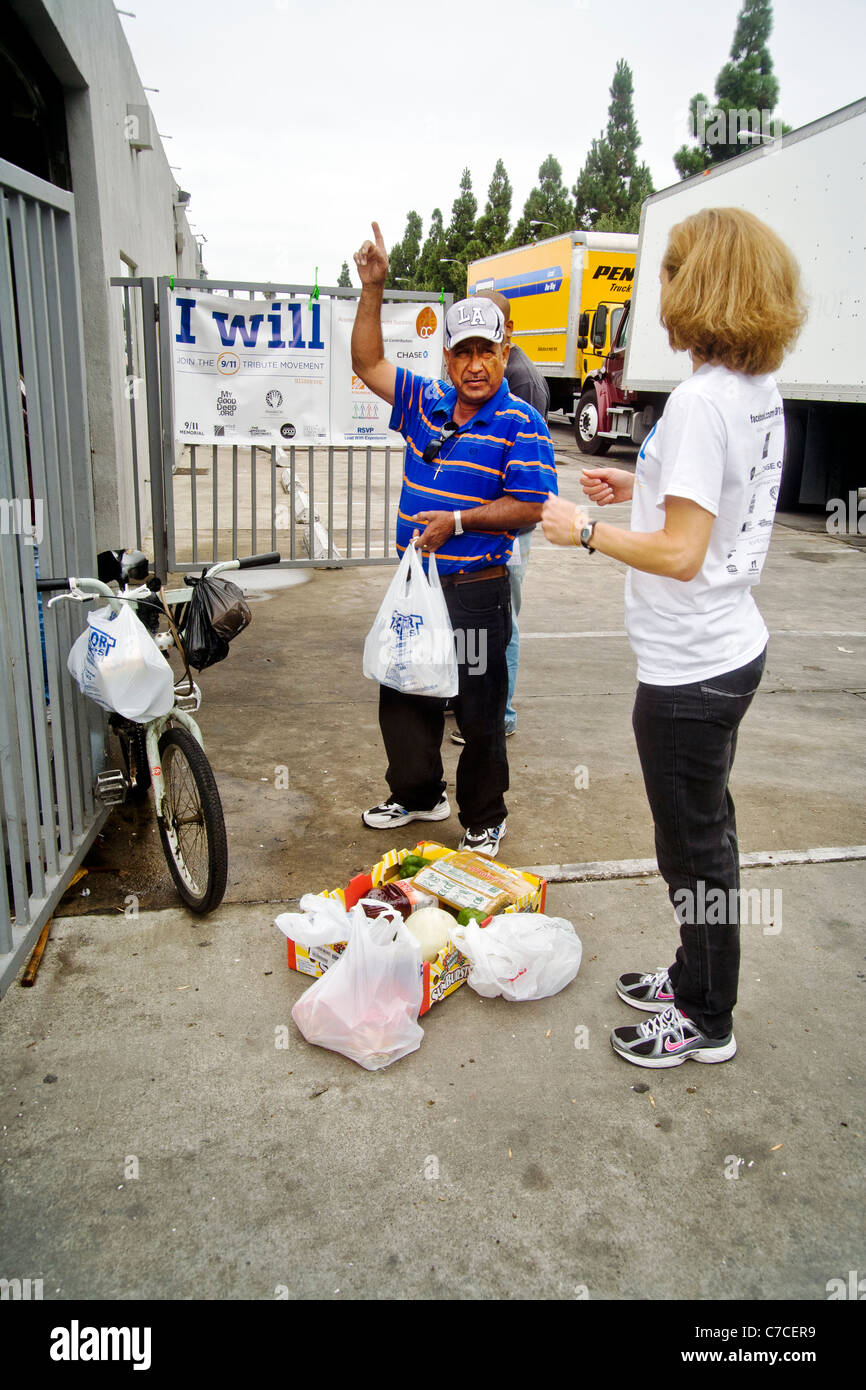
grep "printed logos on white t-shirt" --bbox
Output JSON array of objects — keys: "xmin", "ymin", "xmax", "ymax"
[{"xmin": 724, "ymin": 414, "xmax": 784, "ymax": 578}]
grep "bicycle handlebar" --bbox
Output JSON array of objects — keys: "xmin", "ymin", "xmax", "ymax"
[
  {"xmin": 213, "ymin": 551, "xmax": 281, "ymax": 573},
  {"xmin": 238, "ymin": 550, "xmax": 280, "ymax": 569},
  {"xmin": 36, "ymin": 552, "xmax": 282, "ymax": 595},
  {"xmin": 36, "ymin": 577, "xmax": 72, "ymax": 593}
]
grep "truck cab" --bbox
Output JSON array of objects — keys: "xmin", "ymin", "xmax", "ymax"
[
  {"xmin": 574, "ymin": 299, "xmax": 660, "ymax": 454},
  {"xmin": 576, "ymin": 300, "xmax": 627, "ymax": 383}
]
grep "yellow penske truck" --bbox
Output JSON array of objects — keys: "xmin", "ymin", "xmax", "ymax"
[{"xmin": 467, "ymin": 231, "xmax": 638, "ymax": 427}]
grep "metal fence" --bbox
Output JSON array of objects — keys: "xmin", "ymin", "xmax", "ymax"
[
  {"xmin": 0, "ymin": 158, "xmax": 107, "ymax": 995},
  {"xmin": 121, "ymin": 277, "xmax": 450, "ymax": 574},
  {"xmin": 110, "ymin": 273, "xmax": 165, "ymax": 568}
]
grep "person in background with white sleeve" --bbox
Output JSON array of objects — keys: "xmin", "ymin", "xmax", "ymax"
[{"xmin": 542, "ymin": 207, "xmax": 805, "ymax": 1068}]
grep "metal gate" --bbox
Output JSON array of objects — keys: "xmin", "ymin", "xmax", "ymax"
[
  {"xmin": 147, "ymin": 278, "xmax": 449, "ymax": 574},
  {"xmin": 0, "ymin": 158, "xmax": 107, "ymax": 995}
]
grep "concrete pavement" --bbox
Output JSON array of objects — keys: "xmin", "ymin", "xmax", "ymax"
[{"xmin": 1, "ymin": 424, "xmax": 864, "ymax": 1301}]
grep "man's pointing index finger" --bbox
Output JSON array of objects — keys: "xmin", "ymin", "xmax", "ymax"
[{"xmin": 371, "ymin": 221, "xmax": 385, "ymax": 249}]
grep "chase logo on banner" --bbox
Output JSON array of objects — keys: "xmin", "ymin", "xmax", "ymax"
[{"xmin": 328, "ymin": 299, "xmax": 444, "ymax": 448}]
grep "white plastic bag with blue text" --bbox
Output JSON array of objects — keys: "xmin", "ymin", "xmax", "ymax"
[
  {"xmin": 363, "ymin": 543, "xmax": 458, "ymax": 698},
  {"xmin": 67, "ymin": 603, "xmax": 174, "ymax": 722}
]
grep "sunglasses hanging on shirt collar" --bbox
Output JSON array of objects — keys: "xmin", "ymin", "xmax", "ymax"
[{"xmin": 422, "ymin": 420, "xmax": 460, "ymax": 465}]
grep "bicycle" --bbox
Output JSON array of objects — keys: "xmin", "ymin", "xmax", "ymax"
[{"xmin": 37, "ymin": 550, "xmax": 281, "ymax": 914}]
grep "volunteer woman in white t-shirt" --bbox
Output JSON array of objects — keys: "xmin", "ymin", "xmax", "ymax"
[{"xmin": 542, "ymin": 207, "xmax": 805, "ymax": 1069}]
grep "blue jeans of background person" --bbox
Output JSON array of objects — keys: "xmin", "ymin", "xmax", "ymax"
[
  {"xmin": 505, "ymin": 531, "xmax": 532, "ymax": 733},
  {"xmin": 379, "ymin": 573, "xmax": 512, "ymax": 831},
  {"xmin": 631, "ymin": 647, "xmax": 767, "ymax": 1039}
]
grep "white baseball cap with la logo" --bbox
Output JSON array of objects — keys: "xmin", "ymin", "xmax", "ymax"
[{"xmin": 444, "ymin": 298, "xmax": 506, "ymax": 350}]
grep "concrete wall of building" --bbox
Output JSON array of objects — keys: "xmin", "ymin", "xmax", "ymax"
[{"xmin": 12, "ymin": 0, "xmax": 203, "ymax": 552}]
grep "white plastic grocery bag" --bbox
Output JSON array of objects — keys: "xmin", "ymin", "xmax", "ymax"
[
  {"xmin": 362, "ymin": 543, "xmax": 458, "ymax": 698},
  {"xmin": 68, "ymin": 603, "xmax": 174, "ymax": 722},
  {"xmin": 274, "ymin": 893, "xmax": 354, "ymax": 950},
  {"xmin": 451, "ymin": 913, "xmax": 582, "ymax": 1002},
  {"xmin": 291, "ymin": 901, "xmax": 425, "ymax": 1070}
]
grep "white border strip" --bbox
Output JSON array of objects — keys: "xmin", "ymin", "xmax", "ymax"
[
  {"xmin": 521, "ymin": 631, "xmax": 866, "ymax": 640},
  {"xmin": 520, "ymin": 845, "xmax": 866, "ymax": 884}
]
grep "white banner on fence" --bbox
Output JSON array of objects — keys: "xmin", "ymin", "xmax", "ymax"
[
  {"xmin": 171, "ymin": 291, "xmax": 331, "ymax": 447},
  {"xmin": 329, "ymin": 300, "xmax": 445, "ymax": 446}
]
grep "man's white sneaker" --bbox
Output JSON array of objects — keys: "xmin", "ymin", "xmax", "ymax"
[
  {"xmin": 362, "ymin": 796, "xmax": 450, "ymax": 830},
  {"xmin": 458, "ymin": 820, "xmax": 507, "ymax": 858}
]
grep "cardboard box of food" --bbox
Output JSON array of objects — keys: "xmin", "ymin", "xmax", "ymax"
[
  {"xmin": 283, "ymin": 841, "xmax": 547, "ymax": 1014},
  {"xmin": 412, "ymin": 851, "xmax": 536, "ymax": 917}
]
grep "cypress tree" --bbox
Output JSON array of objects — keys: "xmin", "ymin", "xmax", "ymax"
[
  {"xmin": 674, "ymin": 0, "xmax": 789, "ymax": 178},
  {"xmin": 573, "ymin": 60, "xmax": 653, "ymax": 232},
  {"xmin": 474, "ymin": 158, "xmax": 513, "ymax": 258},
  {"xmin": 387, "ymin": 211, "xmax": 423, "ymax": 289},
  {"xmin": 509, "ymin": 154, "xmax": 573, "ymax": 248},
  {"xmin": 440, "ymin": 168, "xmax": 477, "ymax": 297},
  {"xmin": 416, "ymin": 207, "xmax": 445, "ymax": 293}
]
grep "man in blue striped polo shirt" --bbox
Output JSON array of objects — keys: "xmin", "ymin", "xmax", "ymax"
[{"xmin": 352, "ymin": 222, "xmax": 557, "ymax": 857}]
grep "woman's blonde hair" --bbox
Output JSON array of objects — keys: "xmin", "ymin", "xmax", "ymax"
[{"xmin": 660, "ymin": 207, "xmax": 806, "ymax": 374}]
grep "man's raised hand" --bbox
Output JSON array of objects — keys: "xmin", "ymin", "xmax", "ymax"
[
  {"xmin": 354, "ymin": 221, "xmax": 389, "ymax": 287},
  {"xmin": 350, "ymin": 221, "xmax": 396, "ymax": 406}
]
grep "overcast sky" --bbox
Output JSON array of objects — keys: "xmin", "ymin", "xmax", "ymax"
[{"xmin": 122, "ymin": 0, "xmax": 866, "ymax": 288}]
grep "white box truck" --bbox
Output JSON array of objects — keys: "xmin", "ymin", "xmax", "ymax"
[{"xmin": 586, "ymin": 97, "xmax": 866, "ymax": 507}]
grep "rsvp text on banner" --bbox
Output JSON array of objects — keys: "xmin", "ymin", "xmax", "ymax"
[{"xmin": 171, "ymin": 291, "xmax": 331, "ymax": 447}]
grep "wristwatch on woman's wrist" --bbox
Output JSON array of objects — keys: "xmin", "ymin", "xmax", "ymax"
[{"xmin": 580, "ymin": 520, "xmax": 597, "ymax": 553}]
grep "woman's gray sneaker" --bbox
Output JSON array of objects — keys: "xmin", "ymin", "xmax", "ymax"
[
  {"xmin": 616, "ymin": 967, "xmax": 675, "ymax": 1012},
  {"xmin": 610, "ymin": 1006, "xmax": 737, "ymax": 1068}
]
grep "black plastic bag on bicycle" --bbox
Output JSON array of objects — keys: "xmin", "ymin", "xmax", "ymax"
[{"xmin": 180, "ymin": 575, "xmax": 251, "ymax": 670}]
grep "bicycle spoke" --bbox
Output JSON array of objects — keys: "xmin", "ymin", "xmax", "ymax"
[{"xmin": 165, "ymin": 743, "xmax": 209, "ymax": 893}]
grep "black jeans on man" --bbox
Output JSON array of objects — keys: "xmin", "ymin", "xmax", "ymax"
[
  {"xmin": 378, "ymin": 572, "xmax": 511, "ymax": 832},
  {"xmin": 631, "ymin": 647, "xmax": 767, "ymax": 1038}
]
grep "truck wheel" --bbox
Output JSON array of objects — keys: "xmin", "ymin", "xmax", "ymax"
[{"xmin": 575, "ymin": 389, "xmax": 611, "ymax": 456}]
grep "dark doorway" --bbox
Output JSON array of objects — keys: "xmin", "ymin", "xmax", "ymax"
[{"xmin": 0, "ymin": 2, "xmax": 71, "ymax": 188}]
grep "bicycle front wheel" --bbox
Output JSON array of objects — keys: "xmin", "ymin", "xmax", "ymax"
[{"xmin": 157, "ymin": 726, "xmax": 228, "ymax": 914}]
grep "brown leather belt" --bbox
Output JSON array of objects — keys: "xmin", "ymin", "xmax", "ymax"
[{"xmin": 439, "ymin": 564, "xmax": 508, "ymax": 588}]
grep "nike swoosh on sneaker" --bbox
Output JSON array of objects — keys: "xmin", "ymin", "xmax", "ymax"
[{"xmin": 663, "ymin": 1035, "xmax": 694, "ymax": 1052}]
